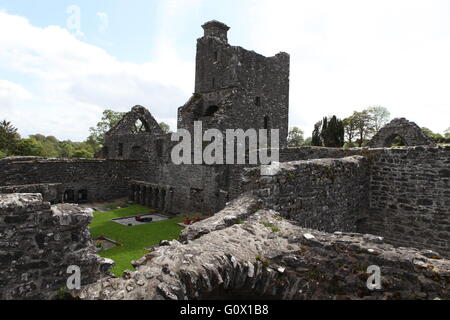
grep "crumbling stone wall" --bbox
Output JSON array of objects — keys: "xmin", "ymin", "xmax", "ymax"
[
  {"xmin": 279, "ymin": 146, "xmax": 365, "ymax": 162},
  {"xmin": 361, "ymin": 146, "xmax": 450, "ymax": 258},
  {"xmin": 243, "ymin": 156, "xmax": 370, "ymax": 232},
  {"xmin": 0, "ymin": 183, "xmax": 63, "ymax": 204},
  {"xmin": 367, "ymin": 118, "xmax": 435, "ymax": 147},
  {"xmin": 0, "ymin": 193, "xmax": 111, "ymax": 300},
  {"xmin": 0, "ymin": 157, "xmax": 155, "ymax": 203},
  {"xmin": 76, "ymin": 195, "xmax": 450, "ymax": 300}
]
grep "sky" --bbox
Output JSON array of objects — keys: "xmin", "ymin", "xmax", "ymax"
[{"xmin": 0, "ymin": 0, "xmax": 449, "ymax": 141}]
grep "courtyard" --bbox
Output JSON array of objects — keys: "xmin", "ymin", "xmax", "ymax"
[{"xmin": 88, "ymin": 202, "xmax": 184, "ymax": 276}]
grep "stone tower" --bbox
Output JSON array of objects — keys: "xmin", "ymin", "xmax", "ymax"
[{"xmin": 178, "ymin": 20, "xmax": 290, "ymax": 147}]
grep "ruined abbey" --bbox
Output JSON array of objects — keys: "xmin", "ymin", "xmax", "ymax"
[{"xmin": 0, "ymin": 21, "xmax": 449, "ymax": 300}]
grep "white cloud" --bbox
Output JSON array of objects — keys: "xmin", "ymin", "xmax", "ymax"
[
  {"xmin": 97, "ymin": 12, "xmax": 109, "ymax": 33},
  {"xmin": 246, "ymin": 0, "xmax": 450, "ymax": 135},
  {"xmin": 0, "ymin": 10, "xmax": 194, "ymax": 140}
]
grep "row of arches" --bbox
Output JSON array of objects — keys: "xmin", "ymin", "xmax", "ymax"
[
  {"xmin": 63, "ymin": 189, "xmax": 88, "ymax": 203},
  {"xmin": 129, "ymin": 182, "xmax": 173, "ymax": 213}
]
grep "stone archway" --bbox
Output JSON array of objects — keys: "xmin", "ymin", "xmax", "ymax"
[{"xmin": 367, "ymin": 118, "xmax": 435, "ymax": 148}]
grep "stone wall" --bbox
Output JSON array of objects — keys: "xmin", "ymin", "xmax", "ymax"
[
  {"xmin": 361, "ymin": 146, "xmax": 450, "ymax": 258},
  {"xmin": 0, "ymin": 193, "xmax": 111, "ymax": 300},
  {"xmin": 279, "ymin": 146, "xmax": 365, "ymax": 162},
  {"xmin": 0, "ymin": 157, "xmax": 154, "ymax": 203},
  {"xmin": 0, "ymin": 183, "xmax": 63, "ymax": 204},
  {"xmin": 244, "ymin": 156, "xmax": 370, "ymax": 232}
]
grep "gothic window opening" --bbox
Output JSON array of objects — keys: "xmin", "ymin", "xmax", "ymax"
[
  {"xmin": 255, "ymin": 97, "xmax": 261, "ymax": 106},
  {"xmin": 64, "ymin": 190, "xmax": 75, "ymax": 203},
  {"xmin": 212, "ymin": 77, "xmax": 215, "ymax": 89},
  {"xmin": 132, "ymin": 119, "xmax": 149, "ymax": 133},
  {"xmin": 388, "ymin": 135, "xmax": 407, "ymax": 147},
  {"xmin": 118, "ymin": 143, "xmax": 124, "ymax": 156},
  {"xmin": 214, "ymin": 51, "xmax": 218, "ymax": 62}
]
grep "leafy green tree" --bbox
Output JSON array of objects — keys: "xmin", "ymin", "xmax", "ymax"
[
  {"xmin": 88, "ymin": 109, "xmax": 126, "ymax": 149},
  {"xmin": 422, "ymin": 127, "xmax": 446, "ymax": 143},
  {"xmin": 0, "ymin": 150, "xmax": 6, "ymax": 159},
  {"xmin": 15, "ymin": 138, "xmax": 44, "ymax": 156},
  {"xmin": 71, "ymin": 149, "xmax": 94, "ymax": 159},
  {"xmin": 351, "ymin": 110, "xmax": 372, "ymax": 147},
  {"xmin": 342, "ymin": 116, "xmax": 358, "ymax": 146},
  {"xmin": 159, "ymin": 122, "xmax": 171, "ymax": 134},
  {"xmin": 287, "ymin": 127, "xmax": 305, "ymax": 147},
  {"xmin": 445, "ymin": 127, "xmax": 450, "ymax": 139},
  {"xmin": 303, "ymin": 137, "xmax": 312, "ymax": 146},
  {"xmin": 59, "ymin": 141, "xmax": 75, "ymax": 158}
]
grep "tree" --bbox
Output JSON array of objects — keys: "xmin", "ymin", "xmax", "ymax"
[
  {"xmin": 325, "ymin": 116, "xmax": 344, "ymax": 147},
  {"xmin": 287, "ymin": 127, "xmax": 305, "ymax": 147},
  {"xmin": 351, "ymin": 110, "xmax": 372, "ymax": 147},
  {"xmin": 366, "ymin": 106, "xmax": 390, "ymax": 132},
  {"xmin": 71, "ymin": 149, "xmax": 94, "ymax": 159},
  {"xmin": 159, "ymin": 122, "xmax": 171, "ymax": 134},
  {"xmin": 319, "ymin": 116, "xmax": 344, "ymax": 147},
  {"xmin": 445, "ymin": 127, "xmax": 450, "ymax": 139},
  {"xmin": 0, "ymin": 120, "xmax": 20, "ymax": 155},
  {"xmin": 15, "ymin": 138, "xmax": 44, "ymax": 156},
  {"xmin": 88, "ymin": 109, "xmax": 126, "ymax": 149},
  {"xmin": 311, "ymin": 116, "xmax": 344, "ymax": 147},
  {"xmin": 343, "ymin": 116, "xmax": 358, "ymax": 146},
  {"xmin": 303, "ymin": 137, "xmax": 312, "ymax": 146},
  {"xmin": 422, "ymin": 127, "xmax": 446, "ymax": 144},
  {"xmin": 311, "ymin": 121, "xmax": 322, "ymax": 146}
]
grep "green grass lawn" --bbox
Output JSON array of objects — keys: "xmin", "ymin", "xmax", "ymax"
[{"xmin": 89, "ymin": 205, "xmax": 184, "ymax": 276}]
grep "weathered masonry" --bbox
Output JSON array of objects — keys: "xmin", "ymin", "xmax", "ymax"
[
  {"xmin": 0, "ymin": 194, "xmax": 112, "ymax": 299},
  {"xmin": 178, "ymin": 20, "xmax": 290, "ymax": 147}
]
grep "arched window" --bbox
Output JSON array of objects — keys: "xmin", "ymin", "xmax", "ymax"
[
  {"xmin": 255, "ymin": 97, "xmax": 261, "ymax": 106},
  {"xmin": 131, "ymin": 119, "xmax": 149, "ymax": 133},
  {"xmin": 387, "ymin": 135, "xmax": 407, "ymax": 147}
]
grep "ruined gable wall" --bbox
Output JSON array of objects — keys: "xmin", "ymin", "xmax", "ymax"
[
  {"xmin": 0, "ymin": 193, "xmax": 111, "ymax": 300},
  {"xmin": 361, "ymin": 146, "xmax": 450, "ymax": 258}
]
